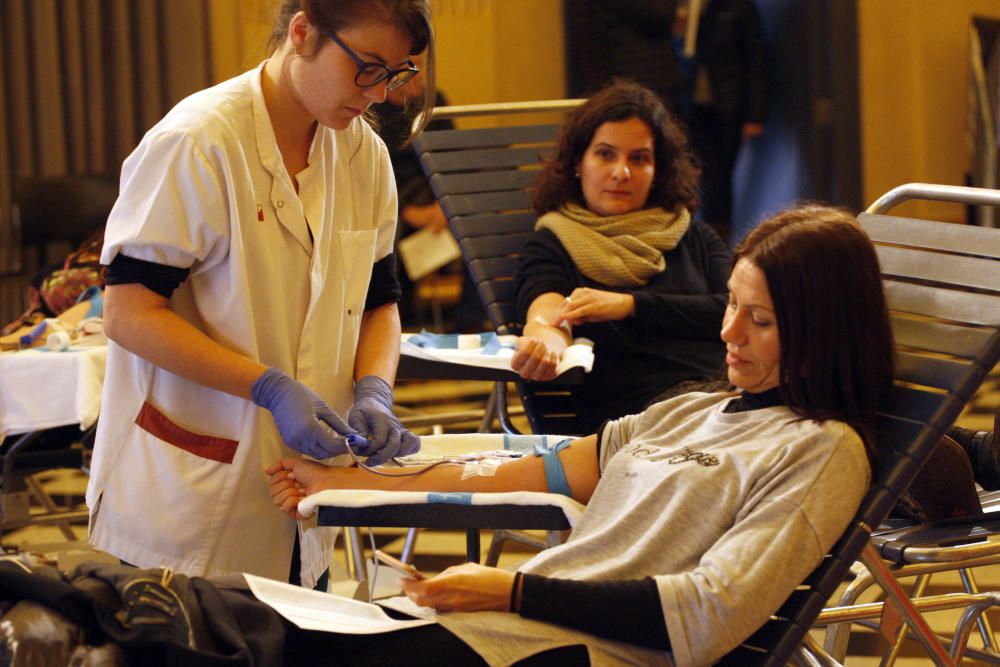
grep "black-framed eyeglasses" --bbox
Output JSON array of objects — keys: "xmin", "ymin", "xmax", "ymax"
[{"xmin": 325, "ymin": 31, "xmax": 419, "ymax": 91}]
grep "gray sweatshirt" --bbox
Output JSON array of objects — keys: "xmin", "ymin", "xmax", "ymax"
[{"xmin": 439, "ymin": 392, "xmax": 870, "ymax": 666}]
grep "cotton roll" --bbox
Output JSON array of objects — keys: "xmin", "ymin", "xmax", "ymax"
[
  {"xmin": 457, "ymin": 333, "xmax": 481, "ymax": 350},
  {"xmin": 561, "ymin": 342, "xmax": 595, "ymax": 373},
  {"xmin": 47, "ymin": 331, "xmax": 72, "ymax": 351}
]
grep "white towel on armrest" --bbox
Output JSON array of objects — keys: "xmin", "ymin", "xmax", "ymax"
[{"xmin": 298, "ymin": 489, "xmax": 585, "ymax": 527}]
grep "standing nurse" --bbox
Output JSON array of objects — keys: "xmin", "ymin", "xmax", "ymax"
[{"xmin": 86, "ymin": 0, "xmax": 433, "ymax": 587}]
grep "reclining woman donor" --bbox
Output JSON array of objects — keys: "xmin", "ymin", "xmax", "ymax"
[
  {"xmin": 511, "ymin": 81, "xmax": 731, "ymax": 433},
  {"xmin": 267, "ymin": 205, "xmax": 895, "ymax": 666}
]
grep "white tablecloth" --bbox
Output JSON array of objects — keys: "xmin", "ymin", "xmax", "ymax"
[{"xmin": 0, "ymin": 340, "xmax": 107, "ymax": 438}]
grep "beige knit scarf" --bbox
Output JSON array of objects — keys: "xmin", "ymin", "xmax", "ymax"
[{"xmin": 535, "ymin": 203, "xmax": 691, "ymax": 287}]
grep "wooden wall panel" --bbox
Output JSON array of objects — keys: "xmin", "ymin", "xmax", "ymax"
[{"xmin": 859, "ymin": 0, "xmax": 1000, "ymax": 220}]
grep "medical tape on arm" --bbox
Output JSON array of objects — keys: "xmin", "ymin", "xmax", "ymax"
[
  {"xmin": 532, "ymin": 438, "xmax": 573, "ymax": 497},
  {"xmin": 460, "ymin": 458, "xmax": 503, "ymax": 480},
  {"xmin": 534, "ymin": 314, "xmax": 572, "ymax": 336}
]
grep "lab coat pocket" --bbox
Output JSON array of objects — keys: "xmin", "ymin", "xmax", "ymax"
[
  {"xmin": 337, "ymin": 229, "xmax": 378, "ymax": 323},
  {"xmin": 134, "ymin": 401, "xmax": 238, "ymax": 463},
  {"xmin": 94, "ymin": 401, "xmax": 241, "ymax": 564}
]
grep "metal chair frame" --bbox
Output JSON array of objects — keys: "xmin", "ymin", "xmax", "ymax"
[{"xmin": 774, "ymin": 183, "xmax": 1000, "ymax": 667}]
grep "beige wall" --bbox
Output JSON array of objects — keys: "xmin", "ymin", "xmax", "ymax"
[
  {"xmin": 858, "ymin": 0, "xmax": 1000, "ymax": 221},
  {"xmin": 212, "ymin": 1, "xmax": 567, "ymax": 128},
  {"xmin": 431, "ymin": 0, "xmax": 567, "ymax": 127},
  {"xmin": 208, "ymin": 0, "xmax": 274, "ymax": 80}
]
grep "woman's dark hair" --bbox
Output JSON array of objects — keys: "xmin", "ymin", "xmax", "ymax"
[
  {"xmin": 530, "ymin": 80, "xmax": 700, "ymax": 216},
  {"xmin": 268, "ymin": 0, "xmax": 435, "ymax": 135},
  {"xmin": 733, "ymin": 205, "xmax": 896, "ymax": 454}
]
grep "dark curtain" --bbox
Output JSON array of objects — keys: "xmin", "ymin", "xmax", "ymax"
[{"xmin": 0, "ymin": 0, "xmax": 216, "ymax": 323}]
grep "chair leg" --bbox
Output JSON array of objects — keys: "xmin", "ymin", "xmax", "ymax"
[
  {"xmin": 958, "ymin": 568, "xmax": 998, "ymax": 653},
  {"xmin": 400, "ymin": 527, "xmax": 419, "ymax": 564},
  {"xmin": 858, "ymin": 542, "xmax": 955, "ymax": 666},
  {"xmin": 342, "ymin": 526, "xmax": 366, "ymax": 582},
  {"xmin": 24, "ymin": 474, "xmax": 77, "ymax": 541},
  {"xmin": 485, "ymin": 529, "xmax": 506, "ymax": 567},
  {"xmin": 485, "ymin": 528, "xmax": 552, "ymax": 567},
  {"xmin": 794, "ymin": 632, "xmax": 844, "ymax": 666},
  {"xmin": 478, "ymin": 384, "xmax": 498, "ymax": 433},
  {"xmin": 883, "ymin": 573, "xmax": 933, "ymax": 667},
  {"xmin": 824, "ymin": 564, "xmax": 877, "ymax": 660},
  {"xmin": 950, "ymin": 593, "xmax": 1000, "ymax": 663},
  {"xmin": 495, "ymin": 382, "xmax": 524, "ymax": 435}
]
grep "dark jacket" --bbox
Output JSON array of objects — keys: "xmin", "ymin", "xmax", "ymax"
[
  {"xmin": 695, "ymin": 0, "xmax": 767, "ymax": 124},
  {"xmin": 515, "ymin": 220, "xmax": 730, "ymax": 432},
  {"xmin": 566, "ymin": 0, "xmax": 682, "ymax": 104}
]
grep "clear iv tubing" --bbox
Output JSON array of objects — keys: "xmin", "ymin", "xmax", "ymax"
[{"xmin": 343, "ymin": 433, "xmax": 464, "ymax": 477}]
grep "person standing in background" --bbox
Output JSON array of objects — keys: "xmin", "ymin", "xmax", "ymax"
[
  {"xmin": 565, "ymin": 0, "xmax": 682, "ymax": 107},
  {"xmin": 673, "ymin": 0, "xmax": 766, "ymax": 241}
]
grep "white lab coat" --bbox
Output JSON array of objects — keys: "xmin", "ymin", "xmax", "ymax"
[{"xmin": 86, "ymin": 64, "xmax": 398, "ymax": 586}]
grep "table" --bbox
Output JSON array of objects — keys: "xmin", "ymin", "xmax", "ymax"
[
  {"xmin": 0, "ymin": 340, "xmax": 107, "ymax": 439},
  {"xmin": 0, "ymin": 338, "xmax": 106, "ymax": 537}
]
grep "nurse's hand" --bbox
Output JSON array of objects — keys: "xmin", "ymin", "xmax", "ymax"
[
  {"xmin": 251, "ymin": 368, "xmax": 354, "ymax": 458},
  {"xmin": 347, "ymin": 375, "xmax": 420, "ymax": 466}
]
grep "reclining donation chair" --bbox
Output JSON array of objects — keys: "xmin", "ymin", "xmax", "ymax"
[
  {"xmin": 720, "ymin": 183, "xmax": 1000, "ymax": 666},
  {"xmin": 411, "ymin": 100, "xmax": 588, "ymax": 436},
  {"xmin": 316, "ymin": 183, "xmax": 1000, "ymax": 661},
  {"xmin": 802, "ymin": 184, "xmax": 1000, "ymax": 665}
]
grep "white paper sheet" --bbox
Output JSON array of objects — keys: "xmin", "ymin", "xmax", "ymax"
[
  {"xmin": 243, "ymin": 573, "xmax": 436, "ymax": 634},
  {"xmin": 397, "ymin": 227, "xmax": 462, "ymax": 280},
  {"xmin": 377, "ymin": 594, "xmax": 438, "ymax": 620}
]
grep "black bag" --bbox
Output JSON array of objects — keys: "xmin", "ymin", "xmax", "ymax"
[{"xmin": 0, "ymin": 560, "xmax": 285, "ymax": 666}]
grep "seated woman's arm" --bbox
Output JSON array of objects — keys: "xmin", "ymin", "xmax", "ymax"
[
  {"xmin": 266, "ymin": 434, "xmax": 601, "ymax": 518},
  {"xmin": 400, "ymin": 563, "xmax": 670, "ymax": 650},
  {"xmin": 511, "ymin": 232, "xmax": 583, "ymax": 381},
  {"xmin": 511, "ymin": 292, "xmax": 573, "ymax": 381},
  {"xmin": 515, "ymin": 287, "xmax": 639, "ymax": 383}
]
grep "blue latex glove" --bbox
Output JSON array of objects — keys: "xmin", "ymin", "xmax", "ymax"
[
  {"xmin": 251, "ymin": 368, "xmax": 354, "ymax": 458},
  {"xmin": 347, "ymin": 375, "xmax": 421, "ymax": 466}
]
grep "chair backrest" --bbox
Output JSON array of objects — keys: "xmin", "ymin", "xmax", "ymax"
[
  {"xmin": 414, "ymin": 123, "xmax": 558, "ymax": 332},
  {"xmin": 413, "ymin": 119, "xmax": 588, "ymax": 435},
  {"xmin": 720, "ymin": 190, "xmax": 1000, "ymax": 664}
]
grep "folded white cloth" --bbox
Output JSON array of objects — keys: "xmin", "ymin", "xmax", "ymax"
[
  {"xmin": 400, "ymin": 333, "xmax": 594, "ymax": 376},
  {"xmin": 298, "ymin": 489, "xmax": 585, "ymax": 528}
]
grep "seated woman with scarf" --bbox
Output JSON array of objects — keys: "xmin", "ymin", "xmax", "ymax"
[{"xmin": 512, "ymin": 81, "xmax": 730, "ymax": 433}]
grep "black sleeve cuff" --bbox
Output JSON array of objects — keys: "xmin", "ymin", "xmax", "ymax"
[
  {"xmin": 595, "ymin": 420, "xmax": 610, "ymax": 470},
  {"xmin": 365, "ymin": 253, "xmax": 402, "ymax": 311},
  {"xmin": 103, "ymin": 254, "xmax": 190, "ymax": 298},
  {"xmin": 519, "ymin": 574, "xmax": 670, "ymax": 649}
]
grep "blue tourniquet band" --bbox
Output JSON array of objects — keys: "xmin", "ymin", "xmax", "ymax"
[{"xmin": 533, "ymin": 438, "xmax": 573, "ymax": 497}]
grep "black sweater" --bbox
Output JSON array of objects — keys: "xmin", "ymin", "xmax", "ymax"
[{"xmin": 515, "ymin": 220, "xmax": 731, "ymax": 432}]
